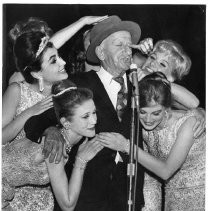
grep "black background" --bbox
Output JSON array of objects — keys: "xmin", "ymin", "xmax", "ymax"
[{"xmin": 2, "ymin": 4, "xmax": 206, "ymax": 108}]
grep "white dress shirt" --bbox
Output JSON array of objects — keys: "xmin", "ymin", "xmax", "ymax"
[
  {"xmin": 97, "ymin": 66, "xmax": 128, "ymax": 163},
  {"xmin": 96, "ymin": 66, "xmax": 128, "ymax": 110}
]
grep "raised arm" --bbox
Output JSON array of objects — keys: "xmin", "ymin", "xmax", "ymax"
[
  {"xmin": 171, "ymin": 83, "xmax": 199, "ymax": 109},
  {"xmin": 46, "ymin": 138, "xmax": 103, "ymax": 211},
  {"xmin": 50, "ymin": 16, "xmax": 108, "ymax": 49}
]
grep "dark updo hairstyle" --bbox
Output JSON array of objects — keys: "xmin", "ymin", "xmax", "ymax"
[
  {"xmin": 13, "ymin": 31, "xmax": 53, "ymax": 83},
  {"xmin": 138, "ymin": 72, "xmax": 172, "ymax": 108},
  {"xmin": 52, "ymin": 80, "xmax": 94, "ymax": 124},
  {"xmin": 9, "ymin": 17, "xmax": 53, "ymax": 43}
]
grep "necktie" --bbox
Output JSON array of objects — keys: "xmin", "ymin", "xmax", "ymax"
[{"xmin": 114, "ymin": 76, "xmax": 128, "ymax": 121}]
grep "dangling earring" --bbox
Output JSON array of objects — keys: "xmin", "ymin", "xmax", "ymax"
[
  {"xmin": 38, "ymin": 77, "xmax": 44, "ymax": 92},
  {"xmin": 63, "ymin": 122, "xmax": 71, "ymax": 130}
]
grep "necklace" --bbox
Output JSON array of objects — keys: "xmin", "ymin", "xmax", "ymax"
[{"xmin": 60, "ymin": 128, "xmax": 73, "ymax": 154}]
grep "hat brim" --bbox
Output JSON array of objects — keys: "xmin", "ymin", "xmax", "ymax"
[{"xmin": 86, "ymin": 21, "xmax": 141, "ymax": 64}]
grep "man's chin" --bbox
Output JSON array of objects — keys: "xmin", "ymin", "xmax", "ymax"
[{"xmin": 121, "ymin": 63, "xmax": 130, "ymax": 71}]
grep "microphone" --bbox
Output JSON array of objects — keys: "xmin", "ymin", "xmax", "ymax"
[{"xmin": 130, "ymin": 63, "xmax": 140, "ymax": 109}]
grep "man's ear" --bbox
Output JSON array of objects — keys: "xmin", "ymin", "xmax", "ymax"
[
  {"xmin": 60, "ymin": 117, "xmax": 71, "ymax": 129},
  {"xmin": 95, "ymin": 46, "xmax": 105, "ymax": 61}
]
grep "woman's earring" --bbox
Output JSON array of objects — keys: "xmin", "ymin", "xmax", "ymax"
[
  {"xmin": 38, "ymin": 77, "xmax": 44, "ymax": 92},
  {"xmin": 64, "ymin": 122, "xmax": 71, "ymax": 130}
]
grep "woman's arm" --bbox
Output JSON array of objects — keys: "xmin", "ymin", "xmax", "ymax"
[
  {"xmin": 46, "ymin": 157, "xmax": 85, "ymax": 211},
  {"xmin": 134, "ymin": 116, "xmax": 196, "ymax": 180},
  {"xmin": 2, "ymin": 83, "xmax": 29, "ymax": 144},
  {"xmin": 97, "ymin": 116, "xmax": 197, "ymax": 180},
  {"xmin": 50, "ymin": 16, "xmax": 108, "ymax": 49},
  {"xmin": 2, "ymin": 83, "xmax": 53, "ymax": 144},
  {"xmin": 46, "ymin": 139, "xmax": 103, "ymax": 211},
  {"xmin": 171, "ymin": 83, "xmax": 199, "ymax": 109}
]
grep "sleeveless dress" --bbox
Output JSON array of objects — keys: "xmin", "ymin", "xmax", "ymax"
[
  {"xmin": 142, "ymin": 111, "xmax": 205, "ymax": 211},
  {"xmin": 2, "ymin": 82, "xmax": 54, "ymax": 211}
]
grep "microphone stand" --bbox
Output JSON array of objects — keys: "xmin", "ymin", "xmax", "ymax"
[{"xmin": 127, "ymin": 86, "xmax": 140, "ymax": 211}]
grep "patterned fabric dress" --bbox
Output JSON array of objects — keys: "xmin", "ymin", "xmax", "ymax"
[
  {"xmin": 2, "ymin": 82, "xmax": 54, "ymax": 211},
  {"xmin": 142, "ymin": 111, "xmax": 205, "ymax": 211}
]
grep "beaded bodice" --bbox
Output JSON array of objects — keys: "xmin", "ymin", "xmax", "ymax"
[
  {"xmin": 2, "ymin": 81, "xmax": 53, "ymax": 210},
  {"xmin": 143, "ymin": 111, "xmax": 205, "ymax": 189},
  {"xmin": 14, "ymin": 82, "xmax": 46, "ymax": 141}
]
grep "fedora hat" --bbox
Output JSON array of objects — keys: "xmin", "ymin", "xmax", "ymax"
[{"xmin": 86, "ymin": 15, "xmax": 141, "ymax": 64}]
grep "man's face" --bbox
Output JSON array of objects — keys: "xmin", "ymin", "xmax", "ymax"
[{"xmin": 100, "ymin": 31, "xmax": 132, "ymax": 77}]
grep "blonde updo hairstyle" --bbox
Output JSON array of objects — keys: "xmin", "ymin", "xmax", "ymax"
[{"xmin": 153, "ymin": 40, "xmax": 192, "ymax": 81}]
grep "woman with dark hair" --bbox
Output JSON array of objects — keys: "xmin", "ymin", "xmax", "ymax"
[
  {"xmin": 2, "ymin": 16, "xmax": 107, "ymax": 210},
  {"xmin": 97, "ymin": 72, "xmax": 205, "ymax": 210},
  {"xmin": 3, "ymin": 79, "xmax": 103, "ymax": 210},
  {"xmin": 8, "ymin": 16, "xmax": 54, "ymax": 84},
  {"xmin": 3, "ymin": 15, "xmax": 108, "ymax": 145}
]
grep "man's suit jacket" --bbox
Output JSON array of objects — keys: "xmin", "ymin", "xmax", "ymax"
[{"xmin": 24, "ymin": 70, "xmax": 144, "ymax": 211}]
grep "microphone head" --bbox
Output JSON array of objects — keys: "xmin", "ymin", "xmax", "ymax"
[{"xmin": 130, "ymin": 63, "xmax": 138, "ymax": 70}]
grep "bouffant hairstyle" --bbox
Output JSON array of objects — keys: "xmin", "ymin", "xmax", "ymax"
[
  {"xmin": 13, "ymin": 31, "xmax": 53, "ymax": 83},
  {"xmin": 138, "ymin": 72, "xmax": 172, "ymax": 108},
  {"xmin": 153, "ymin": 40, "xmax": 191, "ymax": 81}
]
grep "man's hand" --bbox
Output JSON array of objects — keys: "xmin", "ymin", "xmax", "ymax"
[
  {"xmin": 96, "ymin": 132, "xmax": 129, "ymax": 153},
  {"xmin": 42, "ymin": 126, "xmax": 65, "ymax": 164},
  {"xmin": 191, "ymin": 107, "xmax": 206, "ymax": 138}
]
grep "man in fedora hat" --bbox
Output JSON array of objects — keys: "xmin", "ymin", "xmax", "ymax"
[
  {"xmin": 69, "ymin": 15, "xmax": 145, "ymax": 211},
  {"xmin": 24, "ymin": 15, "xmax": 145, "ymax": 211}
]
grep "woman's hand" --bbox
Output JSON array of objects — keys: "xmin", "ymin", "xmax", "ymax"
[
  {"xmin": 77, "ymin": 138, "xmax": 104, "ymax": 162},
  {"xmin": 81, "ymin": 15, "xmax": 109, "ymax": 25},
  {"xmin": 96, "ymin": 132, "xmax": 129, "ymax": 153},
  {"xmin": 129, "ymin": 38, "xmax": 153, "ymax": 55},
  {"xmin": 28, "ymin": 95, "xmax": 53, "ymax": 117}
]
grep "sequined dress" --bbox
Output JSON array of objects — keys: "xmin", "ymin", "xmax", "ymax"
[
  {"xmin": 2, "ymin": 82, "xmax": 54, "ymax": 211},
  {"xmin": 142, "ymin": 111, "xmax": 205, "ymax": 211}
]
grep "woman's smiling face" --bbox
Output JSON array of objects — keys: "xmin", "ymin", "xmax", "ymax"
[
  {"xmin": 142, "ymin": 51, "xmax": 175, "ymax": 82},
  {"xmin": 40, "ymin": 46, "xmax": 68, "ymax": 83},
  {"xmin": 139, "ymin": 100, "xmax": 166, "ymax": 131}
]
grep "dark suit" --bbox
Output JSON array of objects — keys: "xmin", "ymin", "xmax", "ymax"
[{"xmin": 24, "ymin": 70, "xmax": 144, "ymax": 211}]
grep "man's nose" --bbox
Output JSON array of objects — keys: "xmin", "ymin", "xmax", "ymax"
[{"xmin": 124, "ymin": 45, "xmax": 132, "ymax": 55}]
